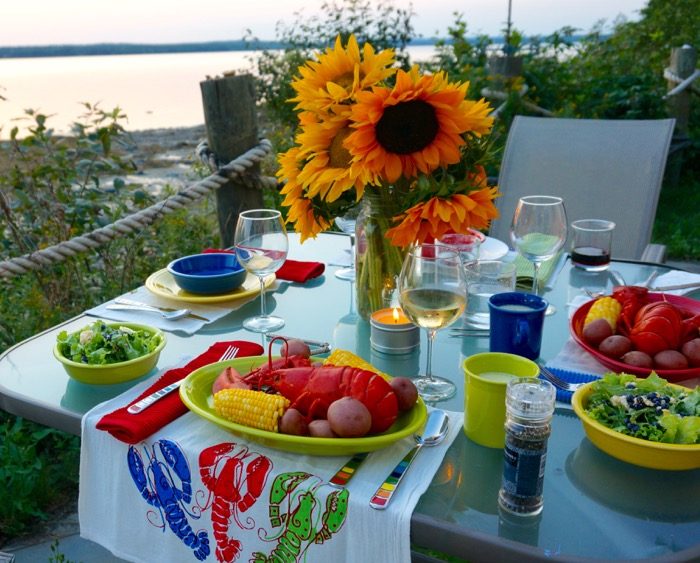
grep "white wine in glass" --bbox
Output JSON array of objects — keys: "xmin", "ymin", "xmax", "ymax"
[
  {"xmin": 510, "ymin": 195, "xmax": 567, "ymax": 315},
  {"xmin": 234, "ymin": 209, "xmax": 288, "ymax": 333},
  {"xmin": 399, "ymin": 244, "xmax": 466, "ymax": 402}
]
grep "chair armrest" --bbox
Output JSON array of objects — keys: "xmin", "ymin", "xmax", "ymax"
[{"xmin": 640, "ymin": 243, "xmax": 667, "ymax": 264}]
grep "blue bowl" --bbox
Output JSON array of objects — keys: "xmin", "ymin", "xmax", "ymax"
[{"xmin": 166, "ymin": 252, "xmax": 246, "ymax": 294}]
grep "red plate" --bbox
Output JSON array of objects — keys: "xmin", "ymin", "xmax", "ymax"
[{"xmin": 570, "ymin": 292, "xmax": 700, "ymax": 382}]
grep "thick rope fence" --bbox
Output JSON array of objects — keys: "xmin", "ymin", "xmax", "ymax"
[{"xmin": 0, "ymin": 138, "xmax": 277, "ymax": 279}]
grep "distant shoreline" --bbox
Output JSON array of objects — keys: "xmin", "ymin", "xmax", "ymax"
[{"xmin": 0, "ymin": 38, "xmax": 445, "ymax": 59}]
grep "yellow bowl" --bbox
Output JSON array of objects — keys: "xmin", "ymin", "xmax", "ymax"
[
  {"xmin": 53, "ymin": 322, "xmax": 166, "ymax": 385},
  {"xmin": 571, "ymin": 381, "xmax": 700, "ymax": 471}
]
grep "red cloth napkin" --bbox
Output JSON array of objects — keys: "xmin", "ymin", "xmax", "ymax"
[
  {"xmin": 202, "ymin": 248, "xmax": 325, "ymax": 283},
  {"xmin": 96, "ymin": 340, "xmax": 264, "ymax": 444}
]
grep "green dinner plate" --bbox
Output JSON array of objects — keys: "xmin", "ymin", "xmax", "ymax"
[{"xmin": 180, "ymin": 355, "xmax": 428, "ymax": 456}]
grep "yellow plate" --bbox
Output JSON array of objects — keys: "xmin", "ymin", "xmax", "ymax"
[
  {"xmin": 572, "ymin": 380, "xmax": 700, "ymax": 471},
  {"xmin": 180, "ymin": 355, "xmax": 428, "ymax": 456},
  {"xmin": 145, "ymin": 268, "xmax": 275, "ymax": 303}
]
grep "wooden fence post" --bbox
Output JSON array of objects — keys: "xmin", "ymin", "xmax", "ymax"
[
  {"xmin": 200, "ymin": 74, "xmax": 263, "ymax": 247},
  {"xmin": 665, "ymin": 45, "xmax": 697, "ymax": 187},
  {"xmin": 667, "ymin": 45, "xmax": 697, "ymax": 138}
]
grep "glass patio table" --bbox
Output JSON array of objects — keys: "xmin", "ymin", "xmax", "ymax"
[{"xmin": 1, "ymin": 232, "xmax": 699, "ymax": 562}]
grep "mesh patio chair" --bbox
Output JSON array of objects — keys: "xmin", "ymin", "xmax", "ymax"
[{"xmin": 488, "ymin": 116, "xmax": 676, "ymax": 262}]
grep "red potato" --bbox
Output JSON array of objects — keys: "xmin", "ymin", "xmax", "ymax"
[
  {"xmin": 212, "ymin": 366, "xmax": 250, "ymax": 394},
  {"xmin": 598, "ymin": 335, "xmax": 633, "ymax": 359},
  {"xmin": 654, "ymin": 349, "xmax": 689, "ymax": 370},
  {"xmin": 327, "ymin": 397, "xmax": 372, "ymax": 438},
  {"xmin": 279, "ymin": 408, "xmax": 309, "ymax": 436},
  {"xmin": 389, "ymin": 377, "xmax": 419, "ymax": 411},
  {"xmin": 308, "ymin": 419, "xmax": 337, "ymax": 438},
  {"xmin": 582, "ymin": 318, "xmax": 614, "ymax": 347},
  {"xmin": 681, "ymin": 338, "xmax": 700, "ymax": 367},
  {"xmin": 621, "ymin": 350, "xmax": 654, "ymax": 368},
  {"xmin": 284, "ymin": 339, "xmax": 311, "ymax": 358}
]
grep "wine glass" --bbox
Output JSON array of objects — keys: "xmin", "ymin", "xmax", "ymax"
[
  {"xmin": 398, "ymin": 243, "xmax": 466, "ymax": 402},
  {"xmin": 234, "ymin": 209, "xmax": 288, "ymax": 333},
  {"xmin": 334, "ymin": 206, "xmax": 360, "ymax": 281},
  {"xmin": 510, "ymin": 195, "xmax": 567, "ymax": 314}
]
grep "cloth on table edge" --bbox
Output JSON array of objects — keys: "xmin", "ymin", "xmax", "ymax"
[
  {"xmin": 81, "ymin": 397, "xmax": 463, "ymax": 563},
  {"xmin": 96, "ymin": 340, "xmax": 263, "ymax": 443},
  {"xmin": 203, "ymin": 248, "xmax": 325, "ymax": 283},
  {"xmin": 85, "ymin": 286, "xmax": 235, "ymax": 335}
]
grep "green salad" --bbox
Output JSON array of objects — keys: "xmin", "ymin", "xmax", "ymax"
[
  {"xmin": 56, "ymin": 321, "xmax": 162, "ymax": 365},
  {"xmin": 585, "ymin": 373, "xmax": 700, "ymax": 445}
]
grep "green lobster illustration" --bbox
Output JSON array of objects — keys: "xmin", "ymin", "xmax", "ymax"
[{"xmin": 251, "ymin": 471, "xmax": 349, "ymax": 562}]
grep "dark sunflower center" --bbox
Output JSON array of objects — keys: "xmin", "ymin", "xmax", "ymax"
[
  {"xmin": 329, "ymin": 127, "xmax": 353, "ymax": 169},
  {"xmin": 375, "ymin": 100, "xmax": 439, "ymax": 155}
]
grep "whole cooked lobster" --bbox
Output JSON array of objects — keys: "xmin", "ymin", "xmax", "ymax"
[{"xmin": 218, "ymin": 339, "xmax": 399, "ymax": 434}]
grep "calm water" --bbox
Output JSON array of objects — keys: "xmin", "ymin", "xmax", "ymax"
[{"xmin": 0, "ymin": 46, "xmax": 437, "ymax": 138}]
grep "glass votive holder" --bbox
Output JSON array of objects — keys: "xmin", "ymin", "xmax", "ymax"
[{"xmin": 369, "ymin": 307, "xmax": 420, "ymax": 355}]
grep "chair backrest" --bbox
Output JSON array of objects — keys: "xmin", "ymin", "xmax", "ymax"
[{"xmin": 488, "ymin": 116, "xmax": 675, "ymax": 261}]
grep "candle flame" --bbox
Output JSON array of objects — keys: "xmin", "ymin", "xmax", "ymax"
[{"xmin": 392, "ymin": 307, "xmax": 400, "ymax": 323}]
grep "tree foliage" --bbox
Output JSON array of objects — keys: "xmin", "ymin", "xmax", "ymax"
[{"xmin": 247, "ymin": 0, "xmax": 414, "ymax": 145}]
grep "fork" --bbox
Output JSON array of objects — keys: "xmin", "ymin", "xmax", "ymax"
[
  {"xmin": 537, "ymin": 363, "xmax": 583, "ymax": 392},
  {"xmin": 127, "ymin": 345, "xmax": 239, "ymax": 414}
]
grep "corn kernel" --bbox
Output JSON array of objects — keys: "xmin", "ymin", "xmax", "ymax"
[{"xmin": 213, "ymin": 388, "xmax": 289, "ymax": 432}]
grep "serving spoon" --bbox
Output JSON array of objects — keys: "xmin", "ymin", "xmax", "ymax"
[{"xmin": 369, "ymin": 409, "xmax": 449, "ymax": 509}]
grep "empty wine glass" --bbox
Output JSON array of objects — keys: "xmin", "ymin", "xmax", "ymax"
[
  {"xmin": 234, "ymin": 209, "xmax": 288, "ymax": 333},
  {"xmin": 510, "ymin": 195, "xmax": 567, "ymax": 314},
  {"xmin": 398, "ymin": 243, "xmax": 466, "ymax": 402},
  {"xmin": 334, "ymin": 206, "xmax": 360, "ymax": 281}
]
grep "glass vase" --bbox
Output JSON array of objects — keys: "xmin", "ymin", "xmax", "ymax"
[{"xmin": 355, "ymin": 190, "xmax": 407, "ymax": 320}]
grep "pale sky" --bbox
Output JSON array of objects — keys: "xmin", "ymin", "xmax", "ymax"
[{"xmin": 2, "ymin": 0, "xmax": 648, "ymax": 47}]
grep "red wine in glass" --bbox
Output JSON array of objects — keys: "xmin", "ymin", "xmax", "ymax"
[{"xmin": 571, "ymin": 246, "xmax": 610, "ymax": 271}]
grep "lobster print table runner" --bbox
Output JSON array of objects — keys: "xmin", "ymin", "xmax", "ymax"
[{"xmin": 79, "ymin": 378, "xmax": 462, "ymax": 563}]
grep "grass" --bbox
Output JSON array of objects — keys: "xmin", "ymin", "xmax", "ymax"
[{"xmin": 654, "ymin": 166, "xmax": 700, "ymax": 260}]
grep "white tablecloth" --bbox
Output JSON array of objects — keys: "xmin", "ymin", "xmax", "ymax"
[{"xmin": 79, "ymin": 374, "xmax": 462, "ymax": 563}]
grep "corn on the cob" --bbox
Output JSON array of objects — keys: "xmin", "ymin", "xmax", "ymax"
[
  {"xmin": 584, "ymin": 296, "xmax": 621, "ymax": 331},
  {"xmin": 324, "ymin": 349, "xmax": 388, "ymax": 378},
  {"xmin": 213, "ymin": 388, "xmax": 289, "ymax": 432}
]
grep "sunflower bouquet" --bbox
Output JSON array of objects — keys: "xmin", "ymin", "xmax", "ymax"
[{"xmin": 277, "ymin": 34, "xmax": 500, "ymax": 318}]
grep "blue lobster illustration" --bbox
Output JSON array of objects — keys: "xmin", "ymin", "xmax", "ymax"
[{"xmin": 128, "ymin": 439, "xmax": 210, "ymax": 561}]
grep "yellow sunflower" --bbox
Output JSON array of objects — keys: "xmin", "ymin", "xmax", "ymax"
[
  {"xmin": 291, "ymin": 34, "xmax": 396, "ymax": 116},
  {"xmin": 346, "ymin": 66, "xmax": 494, "ymax": 183},
  {"xmin": 295, "ymin": 116, "xmax": 377, "ymax": 203},
  {"xmin": 277, "ymin": 147, "xmax": 331, "ymax": 242},
  {"xmin": 385, "ymin": 187, "xmax": 500, "ymax": 248}
]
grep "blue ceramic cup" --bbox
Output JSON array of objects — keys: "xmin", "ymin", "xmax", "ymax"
[{"xmin": 488, "ymin": 292, "xmax": 548, "ymax": 360}]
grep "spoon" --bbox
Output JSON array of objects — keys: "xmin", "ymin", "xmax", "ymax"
[
  {"xmin": 106, "ymin": 298, "xmax": 209, "ymax": 321},
  {"xmin": 369, "ymin": 409, "xmax": 449, "ymax": 510}
]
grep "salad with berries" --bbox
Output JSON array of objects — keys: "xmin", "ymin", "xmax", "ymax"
[{"xmin": 585, "ymin": 373, "xmax": 700, "ymax": 444}]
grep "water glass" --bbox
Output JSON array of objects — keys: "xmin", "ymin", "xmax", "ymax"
[
  {"xmin": 463, "ymin": 260, "xmax": 516, "ymax": 328},
  {"xmin": 570, "ymin": 219, "xmax": 615, "ymax": 272}
]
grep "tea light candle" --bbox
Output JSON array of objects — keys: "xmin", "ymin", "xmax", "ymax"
[{"xmin": 369, "ymin": 307, "xmax": 420, "ymax": 355}]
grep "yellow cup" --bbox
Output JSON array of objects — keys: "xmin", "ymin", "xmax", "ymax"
[{"xmin": 463, "ymin": 352, "xmax": 540, "ymax": 448}]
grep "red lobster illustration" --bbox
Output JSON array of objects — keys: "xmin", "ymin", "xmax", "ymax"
[
  {"xmin": 227, "ymin": 339, "xmax": 398, "ymax": 434},
  {"xmin": 199, "ymin": 443, "xmax": 272, "ymax": 562}
]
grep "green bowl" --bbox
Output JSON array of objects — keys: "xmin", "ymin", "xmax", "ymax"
[{"xmin": 53, "ymin": 322, "xmax": 166, "ymax": 385}]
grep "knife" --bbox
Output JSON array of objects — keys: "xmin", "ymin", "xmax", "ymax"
[{"xmin": 651, "ymin": 280, "xmax": 700, "ymax": 292}]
